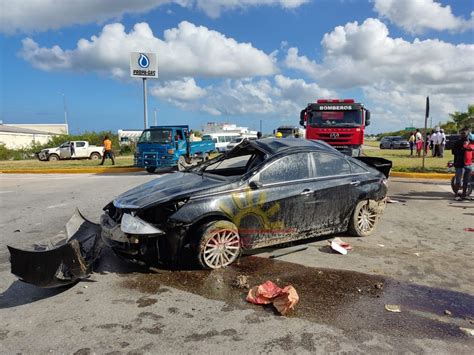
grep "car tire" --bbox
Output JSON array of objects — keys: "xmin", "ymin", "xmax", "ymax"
[
  {"xmin": 48, "ymin": 154, "xmax": 60, "ymax": 161},
  {"xmin": 348, "ymin": 200, "xmax": 383, "ymax": 237},
  {"xmin": 146, "ymin": 167, "xmax": 156, "ymax": 173},
  {"xmin": 379, "ymin": 144, "xmax": 383, "ymax": 149},
  {"xmin": 90, "ymin": 152, "xmax": 101, "ymax": 160},
  {"xmin": 390, "ymin": 144, "xmax": 394, "ymax": 149},
  {"xmin": 196, "ymin": 220, "xmax": 241, "ymax": 269}
]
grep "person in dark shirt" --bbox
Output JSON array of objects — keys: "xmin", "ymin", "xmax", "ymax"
[{"xmin": 452, "ymin": 129, "xmax": 469, "ymax": 199}]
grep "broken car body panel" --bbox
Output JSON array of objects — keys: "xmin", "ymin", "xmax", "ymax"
[{"xmin": 8, "ymin": 209, "xmax": 103, "ymax": 288}]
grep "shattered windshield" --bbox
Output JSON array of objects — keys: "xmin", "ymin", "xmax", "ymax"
[
  {"xmin": 138, "ymin": 129, "xmax": 172, "ymax": 144},
  {"xmin": 189, "ymin": 141, "xmax": 266, "ymax": 177},
  {"xmin": 309, "ymin": 110, "xmax": 362, "ymax": 128}
]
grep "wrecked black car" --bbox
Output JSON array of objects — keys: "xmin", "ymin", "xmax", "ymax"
[{"xmin": 100, "ymin": 138, "xmax": 391, "ymax": 270}]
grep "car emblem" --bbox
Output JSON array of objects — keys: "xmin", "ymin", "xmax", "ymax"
[{"xmin": 330, "ymin": 133, "xmax": 339, "ymax": 139}]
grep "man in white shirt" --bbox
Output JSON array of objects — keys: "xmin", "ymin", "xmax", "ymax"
[
  {"xmin": 432, "ymin": 128, "xmax": 440, "ymax": 157},
  {"xmin": 438, "ymin": 128, "xmax": 446, "ymax": 158}
]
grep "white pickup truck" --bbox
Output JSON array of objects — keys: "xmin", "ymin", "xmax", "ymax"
[{"xmin": 37, "ymin": 141, "xmax": 103, "ymax": 161}]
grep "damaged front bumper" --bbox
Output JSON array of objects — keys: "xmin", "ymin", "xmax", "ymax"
[{"xmin": 7, "ymin": 210, "xmax": 103, "ymax": 288}]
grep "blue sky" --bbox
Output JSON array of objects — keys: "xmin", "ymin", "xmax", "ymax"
[{"xmin": 0, "ymin": 0, "xmax": 473, "ymax": 134}]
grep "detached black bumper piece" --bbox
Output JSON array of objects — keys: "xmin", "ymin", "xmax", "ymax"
[{"xmin": 7, "ymin": 209, "xmax": 103, "ymax": 288}]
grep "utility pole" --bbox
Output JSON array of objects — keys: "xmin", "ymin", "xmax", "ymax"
[
  {"xmin": 62, "ymin": 93, "xmax": 69, "ymax": 134},
  {"xmin": 259, "ymin": 119, "xmax": 262, "ymax": 133},
  {"xmin": 154, "ymin": 108, "xmax": 157, "ymax": 126}
]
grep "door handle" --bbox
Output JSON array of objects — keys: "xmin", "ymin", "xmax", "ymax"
[
  {"xmin": 300, "ymin": 189, "xmax": 314, "ymax": 195},
  {"xmin": 350, "ymin": 180, "xmax": 361, "ymax": 186}
]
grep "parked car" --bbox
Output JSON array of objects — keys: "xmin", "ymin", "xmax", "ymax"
[
  {"xmin": 445, "ymin": 134, "xmax": 460, "ymax": 150},
  {"xmin": 201, "ymin": 132, "xmax": 241, "ymax": 152},
  {"xmin": 379, "ymin": 136, "xmax": 410, "ymax": 149},
  {"xmin": 225, "ymin": 136, "xmax": 257, "ymax": 151},
  {"xmin": 100, "ymin": 138, "xmax": 391, "ymax": 269},
  {"xmin": 36, "ymin": 141, "xmax": 103, "ymax": 161}
]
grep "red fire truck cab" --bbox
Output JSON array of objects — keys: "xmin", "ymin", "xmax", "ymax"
[{"xmin": 300, "ymin": 99, "xmax": 371, "ymax": 156}]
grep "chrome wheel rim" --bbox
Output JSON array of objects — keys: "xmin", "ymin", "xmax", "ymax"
[
  {"xmin": 357, "ymin": 202, "xmax": 377, "ymax": 233},
  {"xmin": 203, "ymin": 229, "xmax": 240, "ymax": 269}
]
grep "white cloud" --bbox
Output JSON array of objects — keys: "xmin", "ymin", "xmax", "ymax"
[
  {"xmin": 373, "ymin": 0, "xmax": 474, "ymax": 34},
  {"xmin": 19, "ymin": 21, "xmax": 277, "ymax": 79},
  {"xmin": 284, "ymin": 18, "xmax": 474, "ymax": 130},
  {"xmin": 194, "ymin": 0, "xmax": 309, "ymax": 19},
  {"xmin": 150, "ymin": 77, "xmax": 207, "ymax": 102},
  {"xmin": 151, "ymin": 75, "xmax": 334, "ymax": 117},
  {"xmin": 0, "ymin": 0, "xmax": 308, "ymax": 34}
]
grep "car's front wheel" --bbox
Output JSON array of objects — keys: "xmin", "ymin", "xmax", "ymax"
[
  {"xmin": 348, "ymin": 200, "xmax": 383, "ymax": 237},
  {"xmin": 196, "ymin": 220, "xmax": 241, "ymax": 269}
]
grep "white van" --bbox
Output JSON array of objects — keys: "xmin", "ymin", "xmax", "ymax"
[{"xmin": 202, "ymin": 132, "xmax": 241, "ymax": 152}]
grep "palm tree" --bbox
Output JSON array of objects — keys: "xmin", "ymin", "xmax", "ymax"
[{"xmin": 449, "ymin": 104, "xmax": 474, "ymax": 130}]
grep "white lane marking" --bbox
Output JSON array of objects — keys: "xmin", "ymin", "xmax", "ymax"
[{"xmin": 47, "ymin": 203, "xmax": 69, "ymax": 209}]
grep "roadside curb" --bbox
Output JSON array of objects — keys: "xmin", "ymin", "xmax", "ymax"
[
  {"xmin": 390, "ymin": 171, "xmax": 453, "ymax": 180},
  {"xmin": 0, "ymin": 167, "xmax": 143, "ymax": 174}
]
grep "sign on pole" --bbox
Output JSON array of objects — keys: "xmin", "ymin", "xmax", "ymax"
[
  {"xmin": 130, "ymin": 52, "xmax": 158, "ymax": 129},
  {"xmin": 130, "ymin": 52, "xmax": 158, "ymax": 78}
]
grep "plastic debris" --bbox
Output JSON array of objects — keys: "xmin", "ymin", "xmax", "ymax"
[
  {"xmin": 246, "ymin": 280, "xmax": 299, "ymax": 315},
  {"xmin": 459, "ymin": 327, "xmax": 474, "ymax": 337},
  {"xmin": 387, "ymin": 197, "xmax": 399, "ymax": 204},
  {"xmin": 232, "ymin": 275, "xmax": 250, "ymax": 289},
  {"xmin": 377, "ymin": 244, "xmax": 385, "ymax": 247},
  {"xmin": 385, "ymin": 304, "xmax": 401, "ymax": 313},
  {"xmin": 444, "ymin": 310, "xmax": 452, "ymax": 316},
  {"xmin": 414, "ymin": 252, "xmax": 421, "ymax": 257},
  {"xmin": 330, "ymin": 237, "xmax": 352, "ymax": 255}
]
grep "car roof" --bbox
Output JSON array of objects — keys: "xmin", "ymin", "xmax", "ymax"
[{"xmin": 249, "ymin": 138, "xmax": 341, "ymax": 156}]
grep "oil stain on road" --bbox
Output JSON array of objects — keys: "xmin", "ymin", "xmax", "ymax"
[{"xmin": 120, "ymin": 256, "xmax": 474, "ymax": 342}]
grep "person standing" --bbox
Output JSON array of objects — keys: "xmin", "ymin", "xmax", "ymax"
[
  {"xmin": 408, "ymin": 132, "xmax": 415, "ymax": 156},
  {"xmin": 99, "ymin": 135, "xmax": 115, "ymax": 165},
  {"xmin": 257, "ymin": 131, "xmax": 262, "ymax": 139},
  {"xmin": 415, "ymin": 129, "xmax": 423, "ymax": 157},
  {"xmin": 439, "ymin": 129, "xmax": 446, "ymax": 158},
  {"xmin": 452, "ymin": 129, "xmax": 472, "ymax": 200},
  {"xmin": 432, "ymin": 128, "xmax": 441, "ymax": 157}
]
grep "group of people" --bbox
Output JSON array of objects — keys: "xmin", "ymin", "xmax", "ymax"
[
  {"xmin": 452, "ymin": 128, "xmax": 474, "ymax": 200},
  {"xmin": 408, "ymin": 128, "xmax": 446, "ymax": 157}
]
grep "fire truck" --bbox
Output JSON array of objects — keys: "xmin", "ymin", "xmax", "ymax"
[{"xmin": 300, "ymin": 99, "xmax": 371, "ymax": 156}]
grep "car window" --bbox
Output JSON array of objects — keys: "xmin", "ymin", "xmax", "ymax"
[
  {"xmin": 312, "ymin": 153, "xmax": 351, "ymax": 177},
  {"xmin": 176, "ymin": 130, "xmax": 184, "ymax": 140},
  {"xmin": 348, "ymin": 161, "xmax": 368, "ymax": 174},
  {"xmin": 76, "ymin": 142, "xmax": 86, "ymax": 148},
  {"xmin": 218, "ymin": 136, "xmax": 226, "ymax": 143},
  {"xmin": 225, "ymin": 136, "xmax": 233, "ymax": 142},
  {"xmin": 259, "ymin": 153, "xmax": 311, "ymax": 184}
]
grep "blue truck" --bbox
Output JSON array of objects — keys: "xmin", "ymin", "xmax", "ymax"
[{"xmin": 135, "ymin": 125, "xmax": 216, "ymax": 173}]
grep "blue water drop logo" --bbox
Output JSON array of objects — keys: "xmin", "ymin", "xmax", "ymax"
[{"xmin": 138, "ymin": 53, "xmax": 150, "ymax": 68}]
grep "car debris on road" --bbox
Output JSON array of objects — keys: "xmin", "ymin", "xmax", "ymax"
[
  {"xmin": 7, "ymin": 138, "xmax": 391, "ymax": 288},
  {"xmin": 246, "ymin": 280, "xmax": 299, "ymax": 315}
]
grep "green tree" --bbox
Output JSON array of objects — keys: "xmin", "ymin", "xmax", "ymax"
[{"xmin": 449, "ymin": 104, "xmax": 474, "ymax": 130}]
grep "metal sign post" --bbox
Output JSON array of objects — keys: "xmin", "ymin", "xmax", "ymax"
[
  {"xmin": 130, "ymin": 52, "xmax": 158, "ymax": 130},
  {"xmin": 422, "ymin": 96, "xmax": 429, "ymax": 170}
]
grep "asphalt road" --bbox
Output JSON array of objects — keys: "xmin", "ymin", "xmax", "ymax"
[{"xmin": 0, "ymin": 172, "xmax": 473, "ymax": 354}]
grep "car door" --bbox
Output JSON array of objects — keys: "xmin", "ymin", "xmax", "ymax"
[
  {"xmin": 240, "ymin": 152, "xmax": 315, "ymax": 248},
  {"xmin": 306, "ymin": 152, "xmax": 359, "ymax": 235},
  {"xmin": 74, "ymin": 141, "xmax": 88, "ymax": 158},
  {"xmin": 59, "ymin": 142, "xmax": 71, "ymax": 159}
]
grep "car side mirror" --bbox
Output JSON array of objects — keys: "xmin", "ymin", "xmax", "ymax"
[
  {"xmin": 249, "ymin": 180, "xmax": 262, "ymax": 190},
  {"xmin": 365, "ymin": 110, "xmax": 371, "ymax": 126}
]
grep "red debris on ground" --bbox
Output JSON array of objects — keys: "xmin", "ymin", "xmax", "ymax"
[
  {"xmin": 246, "ymin": 280, "xmax": 299, "ymax": 315},
  {"xmin": 464, "ymin": 228, "xmax": 474, "ymax": 232}
]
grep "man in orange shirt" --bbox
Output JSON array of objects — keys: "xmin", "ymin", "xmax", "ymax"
[{"xmin": 99, "ymin": 135, "xmax": 115, "ymax": 165}]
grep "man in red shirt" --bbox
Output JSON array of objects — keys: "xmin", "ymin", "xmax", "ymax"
[{"xmin": 460, "ymin": 133, "xmax": 473, "ymax": 199}]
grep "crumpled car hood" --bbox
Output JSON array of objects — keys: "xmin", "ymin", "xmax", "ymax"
[{"xmin": 113, "ymin": 172, "xmax": 231, "ymax": 209}]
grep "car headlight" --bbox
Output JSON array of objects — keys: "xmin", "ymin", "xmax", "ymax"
[{"xmin": 121, "ymin": 213, "xmax": 164, "ymax": 235}]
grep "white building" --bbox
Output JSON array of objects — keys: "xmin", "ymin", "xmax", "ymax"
[
  {"xmin": 7, "ymin": 123, "xmax": 68, "ymax": 135},
  {"xmin": 0, "ymin": 124, "xmax": 60, "ymax": 149},
  {"xmin": 118, "ymin": 129, "xmax": 143, "ymax": 146},
  {"xmin": 203, "ymin": 122, "xmax": 257, "ymax": 136}
]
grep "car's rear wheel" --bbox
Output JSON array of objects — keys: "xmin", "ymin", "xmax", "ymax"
[
  {"xmin": 48, "ymin": 154, "xmax": 59, "ymax": 161},
  {"xmin": 196, "ymin": 220, "xmax": 241, "ymax": 269},
  {"xmin": 379, "ymin": 144, "xmax": 383, "ymax": 149},
  {"xmin": 348, "ymin": 200, "xmax": 382, "ymax": 237},
  {"xmin": 146, "ymin": 167, "xmax": 156, "ymax": 173},
  {"xmin": 90, "ymin": 152, "xmax": 101, "ymax": 160}
]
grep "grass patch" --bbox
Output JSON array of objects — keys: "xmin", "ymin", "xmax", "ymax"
[
  {"xmin": 0, "ymin": 156, "xmax": 134, "ymax": 170},
  {"xmin": 363, "ymin": 147, "xmax": 451, "ymax": 173}
]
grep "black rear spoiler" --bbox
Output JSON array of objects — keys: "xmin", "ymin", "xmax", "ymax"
[{"xmin": 355, "ymin": 157, "xmax": 392, "ymax": 178}]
